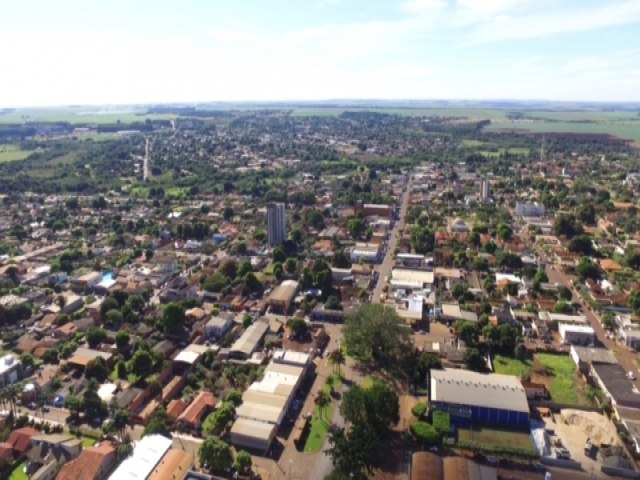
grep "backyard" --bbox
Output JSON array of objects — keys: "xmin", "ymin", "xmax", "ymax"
[{"xmin": 493, "ymin": 353, "xmax": 589, "ymax": 405}]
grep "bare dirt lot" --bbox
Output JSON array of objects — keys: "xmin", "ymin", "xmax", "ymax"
[{"xmin": 545, "ymin": 409, "xmax": 620, "ymax": 479}]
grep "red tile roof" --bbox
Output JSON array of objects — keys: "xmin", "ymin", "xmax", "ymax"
[
  {"xmin": 177, "ymin": 391, "xmax": 216, "ymax": 426},
  {"xmin": 7, "ymin": 427, "xmax": 39, "ymax": 455},
  {"xmin": 55, "ymin": 441, "xmax": 116, "ymax": 480}
]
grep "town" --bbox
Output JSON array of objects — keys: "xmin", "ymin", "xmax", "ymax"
[{"xmin": 0, "ymin": 105, "xmax": 639, "ymax": 480}]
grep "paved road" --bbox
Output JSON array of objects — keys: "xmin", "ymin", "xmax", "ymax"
[
  {"xmin": 371, "ymin": 174, "xmax": 412, "ymax": 303},
  {"xmin": 143, "ymin": 136, "xmax": 150, "ymax": 181},
  {"xmin": 545, "ymin": 264, "xmax": 640, "ymax": 380}
]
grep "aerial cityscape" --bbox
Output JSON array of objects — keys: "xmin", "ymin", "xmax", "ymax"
[{"xmin": 1, "ymin": 1, "xmax": 640, "ymax": 480}]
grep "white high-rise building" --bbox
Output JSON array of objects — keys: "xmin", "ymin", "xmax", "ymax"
[
  {"xmin": 267, "ymin": 202, "xmax": 286, "ymax": 246},
  {"xmin": 480, "ymin": 178, "xmax": 490, "ymax": 200}
]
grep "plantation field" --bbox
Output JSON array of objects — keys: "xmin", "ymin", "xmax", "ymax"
[
  {"xmin": 0, "ymin": 108, "xmax": 175, "ymax": 124},
  {"xmin": 486, "ymin": 119, "xmax": 640, "ymax": 143},
  {"xmin": 0, "ymin": 144, "xmax": 39, "ymax": 162},
  {"xmin": 458, "ymin": 426, "xmax": 535, "ymax": 453}
]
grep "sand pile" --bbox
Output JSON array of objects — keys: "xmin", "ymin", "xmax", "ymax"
[{"xmin": 561, "ymin": 409, "xmax": 616, "ymax": 445}]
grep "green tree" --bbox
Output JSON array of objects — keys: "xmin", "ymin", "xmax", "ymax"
[
  {"xmin": 234, "ymin": 450, "xmax": 252, "ymax": 474},
  {"xmin": 464, "ymin": 347, "xmax": 485, "ymax": 372},
  {"xmin": 86, "ymin": 326, "xmax": 107, "ymax": 348},
  {"xmin": 287, "ymin": 317, "xmax": 308, "ymax": 337},
  {"xmin": 115, "ymin": 330, "xmax": 130, "ymax": 351},
  {"xmin": 553, "ymin": 300, "xmax": 572, "ymax": 314},
  {"xmin": 553, "ymin": 213, "xmax": 583, "ymax": 238},
  {"xmin": 558, "ymin": 285, "xmax": 572, "ymax": 301},
  {"xmin": 64, "ymin": 395, "xmax": 83, "ymax": 417},
  {"xmin": 326, "ymin": 424, "xmax": 377, "ymax": 480},
  {"xmin": 199, "ymin": 437, "xmax": 233, "ymax": 473},
  {"xmin": 568, "ymin": 234, "xmax": 594, "ymax": 256},
  {"xmin": 340, "ymin": 381, "xmax": 399, "ymax": 434},
  {"xmin": 496, "ymin": 223, "xmax": 513, "ymax": 242},
  {"xmin": 455, "ymin": 320, "xmax": 479, "ymax": 347},
  {"xmin": 343, "ymin": 304, "xmax": 412, "ymax": 371},
  {"xmin": 410, "ymin": 421, "xmax": 440, "ymax": 445},
  {"xmin": 628, "ymin": 290, "xmax": 640, "ymax": 312},
  {"xmin": 576, "ymin": 256, "xmax": 600, "ymax": 281},
  {"xmin": 347, "ymin": 218, "xmax": 366, "ymax": 240},
  {"xmin": 130, "ymin": 349, "xmax": 153, "ymax": 379},
  {"xmin": 100, "ymin": 296, "xmax": 119, "ymax": 319},
  {"xmin": 328, "ymin": 349, "xmax": 346, "ymax": 375},
  {"xmin": 143, "ymin": 406, "xmax": 171, "ymax": 438},
  {"xmin": 85, "ymin": 357, "xmax": 109, "ymax": 382},
  {"xmin": 202, "ymin": 402, "xmax": 235, "ymax": 436},
  {"xmin": 157, "ymin": 303, "xmax": 185, "ymax": 336},
  {"xmin": 315, "ymin": 390, "xmax": 331, "ymax": 420},
  {"xmin": 83, "ymin": 381, "xmax": 107, "ymax": 418},
  {"xmin": 534, "ymin": 268, "xmax": 549, "ymax": 284}
]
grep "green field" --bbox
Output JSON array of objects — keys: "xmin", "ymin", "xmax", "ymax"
[
  {"xmin": 0, "ymin": 144, "xmax": 39, "ymax": 162},
  {"xmin": 303, "ymin": 374, "xmax": 341, "ymax": 452},
  {"xmin": 82, "ymin": 436, "xmax": 97, "ymax": 447},
  {"xmin": 9, "ymin": 461, "xmax": 27, "ymax": 480},
  {"xmin": 493, "ymin": 353, "xmax": 582, "ymax": 405},
  {"xmin": 0, "ymin": 108, "xmax": 175, "ymax": 124},
  {"xmin": 458, "ymin": 426, "xmax": 535, "ymax": 452}
]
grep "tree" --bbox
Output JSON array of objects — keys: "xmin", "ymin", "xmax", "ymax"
[
  {"xmin": 483, "ymin": 324, "xmax": 519, "ymax": 356},
  {"xmin": 199, "ymin": 437, "xmax": 233, "ymax": 473},
  {"xmin": 325, "ymin": 295, "xmax": 341, "ymax": 310},
  {"xmin": 328, "ymin": 349, "xmax": 346, "ymax": 375},
  {"xmin": 143, "ymin": 406, "xmax": 170, "ymax": 437},
  {"xmin": 86, "ymin": 326, "xmax": 107, "ymax": 348},
  {"xmin": 85, "ymin": 357, "xmax": 109, "ymax": 382},
  {"xmin": 464, "ymin": 347, "xmax": 485, "ymax": 372},
  {"xmin": 286, "ymin": 317, "xmax": 308, "ymax": 338},
  {"xmin": 410, "ymin": 225, "xmax": 435, "ymax": 254},
  {"xmin": 496, "ymin": 223, "xmax": 513, "ymax": 242},
  {"xmin": 629, "ymin": 290, "xmax": 640, "ymax": 312},
  {"xmin": 553, "ymin": 300, "xmax": 572, "ymax": 314},
  {"xmin": 332, "ymin": 250, "xmax": 351, "ymax": 269},
  {"xmin": 237, "ymin": 260, "xmax": 252, "ymax": 278},
  {"xmin": 343, "ymin": 304, "xmax": 412, "ymax": 371},
  {"xmin": 472, "ymin": 257, "xmax": 489, "ymax": 272},
  {"xmin": 19, "ymin": 352, "xmax": 35, "ymax": 369},
  {"xmin": 115, "ymin": 330, "xmax": 130, "ymax": 351},
  {"xmin": 455, "ymin": 320, "xmax": 479, "ymax": 347},
  {"xmin": 64, "ymin": 395, "xmax": 83, "ymax": 417},
  {"xmin": 83, "ymin": 381, "xmax": 107, "ymax": 418},
  {"xmin": 568, "ymin": 234, "xmax": 594, "ymax": 256},
  {"xmin": 347, "ymin": 218, "xmax": 366, "ymax": 240},
  {"xmin": 130, "ymin": 349, "xmax": 153, "ymax": 379},
  {"xmin": 202, "ymin": 402, "xmax": 235, "ymax": 436},
  {"xmin": 304, "ymin": 209, "xmax": 325, "ymax": 230},
  {"xmin": 577, "ymin": 203, "xmax": 596, "ymax": 225},
  {"xmin": 410, "ymin": 421, "xmax": 440, "ymax": 445},
  {"xmin": 222, "ymin": 206, "xmax": 234, "ymax": 221},
  {"xmin": 100, "ymin": 296, "xmax": 119, "ymax": 319},
  {"xmin": 223, "ymin": 390, "xmax": 243, "ymax": 406},
  {"xmin": 105, "ymin": 309, "xmax": 123, "ymax": 327},
  {"xmin": 272, "ymin": 246, "xmax": 286, "ymax": 263},
  {"xmin": 234, "ymin": 450, "xmax": 252, "ymax": 474},
  {"xmin": 219, "ymin": 258, "xmax": 238, "ymax": 279},
  {"xmin": 157, "ymin": 303, "xmax": 185, "ymax": 336},
  {"xmin": 410, "ymin": 352, "xmax": 441, "ymax": 387},
  {"xmin": 553, "ymin": 213, "xmax": 583, "ymax": 239},
  {"xmin": 340, "ymin": 381, "xmax": 399, "ymax": 435},
  {"xmin": 284, "ymin": 257, "xmax": 297, "ymax": 274},
  {"xmin": 576, "ymin": 256, "xmax": 600, "ymax": 281},
  {"xmin": 316, "ymin": 390, "xmax": 331, "ymax": 420},
  {"xmin": 109, "ymin": 409, "xmax": 131, "ymax": 440},
  {"xmin": 326, "ymin": 424, "xmax": 377, "ymax": 480},
  {"xmin": 534, "ymin": 268, "xmax": 548, "ymax": 284},
  {"xmin": 558, "ymin": 285, "xmax": 572, "ymax": 301}
]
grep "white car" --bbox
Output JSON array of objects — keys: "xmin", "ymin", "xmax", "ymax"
[{"xmin": 628, "ymin": 371, "xmax": 636, "ymax": 381}]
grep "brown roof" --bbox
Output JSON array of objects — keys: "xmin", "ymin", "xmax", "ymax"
[
  {"xmin": 599, "ymin": 258, "xmax": 623, "ymax": 271},
  {"xmin": 147, "ymin": 448, "xmax": 194, "ymax": 480},
  {"xmin": 411, "ymin": 452, "xmax": 443, "ymax": 480},
  {"xmin": 0, "ymin": 442, "xmax": 13, "ymax": 461},
  {"xmin": 443, "ymin": 457, "xmax": 470, "ymax": 480},
  {"xmin": 177, "ymin": 391, "xmax": 216, "ymax": 426},
  {"xmin": 166, "ymin": 399, "xmax": 188, "ymax": 421},
  {"xmin": 55, "ymin": 441, "xmax": 116, "ymax": 480},
  {"xmin": 7, "ymin": 427, "xmax": 39, "ymax": 455}
]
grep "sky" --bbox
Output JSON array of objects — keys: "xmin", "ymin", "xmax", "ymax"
[{"xmin": 1, "ymin": 0, "xmax": 640, "ymax": 106}]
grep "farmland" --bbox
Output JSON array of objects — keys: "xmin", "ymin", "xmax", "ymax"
[
  {"xmin": 0, "ymin": 144, "xmax": 40, "ymax": 162},
  {"xmin": 0, "ymin": 108, "xmax": 175, "ymax": 124}
]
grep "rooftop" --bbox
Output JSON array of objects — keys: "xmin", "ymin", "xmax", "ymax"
[{"xmin": 108, "ymin": 434, "xmax": 172, "ymax": 480}]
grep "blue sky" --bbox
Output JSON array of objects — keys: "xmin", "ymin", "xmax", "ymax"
[{"xmin": 1, "ymin": 0, "xmax": 640, "ymax": 106}]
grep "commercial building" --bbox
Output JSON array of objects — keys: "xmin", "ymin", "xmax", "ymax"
[
  {"xmin": 230, "ymin": 351, "xmax": 310, "ymax": 453},
  {"xmin": 430, "ymin": 369, "xmax": 529, "ymax": 428},
  {"xmin": 204, "ymin": 312, "xmax": 234, "ymax": 340},
  {"xmin": 591, "ymin": 363, "xmax": 640, "ymax": 410},
  {"xmin": 267, "ymin": 280, "xmax": 299, "ymax": 314},
  {"xmin": 559, "ymin": 323, "xmax": 595, "ymax": 346},
  {"xmin": 570, "ymin": 346, "xmax": 616, "ymax": 375},
  {"xmin": 411, "ymin": 452, "xmax": 497, "ymax": 480},
  {"xmin": 266, "ymin": 202, "xmax": 286, "ymax": 246},
  {"xmin": 390, "ymin": 268, "xmax": 434, "ymax": 291},
  {"xmin": 108, "ymin": 435, "xmax": 172, "ymax": 480},
  {"xmin": 0, "ymin": 354, "xmax": 21, "ymax": 387},
  {"xmin": 515, "ymin": 202, "xmax": 545, "ymax": 217},
  {"xmin": 229, "ymin": 319, "xmax": 269, "ymax": 360}
]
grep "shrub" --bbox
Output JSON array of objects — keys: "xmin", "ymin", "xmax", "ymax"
[
  {"xmin": 411, "ymin": 402, "xmax": 427, "ymax": 418},
  {"xmin": 432, "ymin": 410, "xmax": 450, "ymax": 436},
  {"xmin": 410, "ymin": 421, "xmax": 440, "ymax": 445}
]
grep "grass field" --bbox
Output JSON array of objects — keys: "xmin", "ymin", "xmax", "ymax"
[
  {"xmin": 0, "ymin": 108, "xmax": 175, "ymax": 124},
  {"xmin": 303, "ymin": 374, "xmax": 341, "ymax": 452},
  {"xmin": 458, "ymin": 426, "xmax": 535, "ymax": 452},
  {"xmin": 9, "ymin": 461, "xmax": 27, "ymax": 480},
  {"xmin": 0, "ymin": 144, "xmax": 39, "ymax": 162},
  {"xmin": 487, "ymin": 119, "xmax": 640, "ymax": 143},
  {"xmin": 493, "ymin": 353, "xmax": 582, "ymax": 405},
  {"xmin": 82, "ymin": 436, "xmax": 97, "ymax": 447}
]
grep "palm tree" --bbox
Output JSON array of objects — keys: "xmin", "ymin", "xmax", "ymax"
[
  {"xmin": 328, "ymin": 349, "xmax": 346, "ymax": 375},
  {"xmin": 315, "ymin": 391, "xmax": 331, "ymax": 421}
]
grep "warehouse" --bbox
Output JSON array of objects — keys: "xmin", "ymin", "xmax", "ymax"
[{"xmin": 430, "ymin": 369, "xmax": 529, "ymax": 428}]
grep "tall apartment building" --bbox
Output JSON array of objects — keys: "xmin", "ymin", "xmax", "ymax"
[
  {"xmin": 480, "ymin": 178, "xmax": 490, "ymax": 201},
  {"xmin": 267, "ymin": 202, "xmax": 286, "ymax": 246}
]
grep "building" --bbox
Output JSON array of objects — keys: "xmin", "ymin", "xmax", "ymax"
[
  {"xmin": 591, "ymin": 363, "xmax": 640, "ymax": 410},
  {"xmin": 390, "ymin": 268, "xmax": 434, "ymax": 291},
  {"xmin": 480, "ymin": 178, "xmax": 490, "ymax": 201},
  {"xmin": 515, "ymin": 202, "xmax": 545, "ymax": 217},
  {"xmin": 204, "ymin": 312, "xmax": 234, "ymax": 340},
  {"xmin": 0, "ymin": 354, "xmax": 21, "ymax": 387},
  {"xmin": 177, "ymin": 391, "xmax": 217, "ymax": 433},
  {"xmin": 147, "ymin": 449, "xmax": 194, "ymax": 480},
  {"xmin": 411, "ymin": 452, "xmax": 497, "ymax": 480},
  {"xmin": 266, "ymin": 202, "xmax": 286, "ymax": 246},
  {"xmin": 26, "ymin": 434, "xmax": 82, "ymax": 480},
  {"xmin": 55, "ymin": 440, "xmax": 117, "ymax": 480},
  {"xmin": 570, "ymin": 346, "xmax": 617, "ymax": 375},
  {"xmin": 559, "ymin": 323, "xmax": 595, "ymax": 346},
  {"xmin": 108, "ymin": 435, "xmax": 172, "ymax": 480},
  {"xmin": 267, "ymin": 280, "xmax": 299, "ymax": 314},
  {"xmin": 430, "ymin": 369, "xmax": 529, "ymax": 428},
  {"xmin": 230, "ymin": 351, "xmax": 310, "ymax": 453},
  {"xmin": 229, "ymin": 319, "xmax": 269, "ymax": 360}
]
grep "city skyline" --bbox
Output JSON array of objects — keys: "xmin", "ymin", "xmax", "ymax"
[{"xmin": 2, "ymin": 0, "xmax": 640, "ymax": 106}]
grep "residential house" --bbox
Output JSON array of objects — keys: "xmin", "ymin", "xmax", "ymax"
[{"xmin": 55, "ymin": 440, "xmax": 117, "ymax": 480}]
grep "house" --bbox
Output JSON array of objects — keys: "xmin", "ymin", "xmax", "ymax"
[
  {"xmin": 55, "ymin": 440, "xmax": 117, "ymax": 480},
  {"xmin": 177, "ymin": 391, "xmax": 217, "ymax": 433},
  {"xmin": 26, "ymin": 434, "xmax": 82, "ymax": 480},
  {"xmin": 0, "ymin": 354, "xmax": 22, "ymax": 387},
  {"xmin": 159, "ymin": 276, "xmax": 197, "ymax": 303},
  {"xmin": 6, "ymin": 427, "xmax": 40, "ymax": 457},
  {"xmin": 62, "ymin": 295, "xmax": 84, "ymax": 314},
  {"xmin": 559, "ymin": 323, "xmax": 595, "ymax": 346},
  {"xmin": 204, "ymin": 312, "xmax": 234, "ymax": 340},
  {"xmin": 71, "ymin": 271, "xmax": 102, "ymax": 292},
  {"xmin": 267, "ymin": 280, "xmax": 299, "ymax": 314}
]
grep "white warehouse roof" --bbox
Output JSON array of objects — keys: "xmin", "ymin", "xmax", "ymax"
[{"xmin": 431, "ymin": 369, "xmax": 529, "ymax": 413}]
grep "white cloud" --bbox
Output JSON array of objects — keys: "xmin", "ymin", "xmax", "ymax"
[{"xmin": 401, "ymin": 0, "xmax": 447, "ymax": 13}]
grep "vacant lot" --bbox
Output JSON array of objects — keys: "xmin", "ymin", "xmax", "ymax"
[
  {"xmin": 493, "ymin": 353, "xmax": 588, "ymax": 405},
  {"xmin": 458, "ymin": 426, "xmax": 535, "ymax": 453}
]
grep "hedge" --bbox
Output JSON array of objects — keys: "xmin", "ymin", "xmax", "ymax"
[
  {"xmin": 432, "ymin": 410, "xmax": 450, "ymax": 435},
  {"xmin": 411, "ymin": 402, "xmax": 427, "ymax": 418},
  {"xmin": 410, "ymin": 421, "xmax": 440, "ymax": 445}
]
